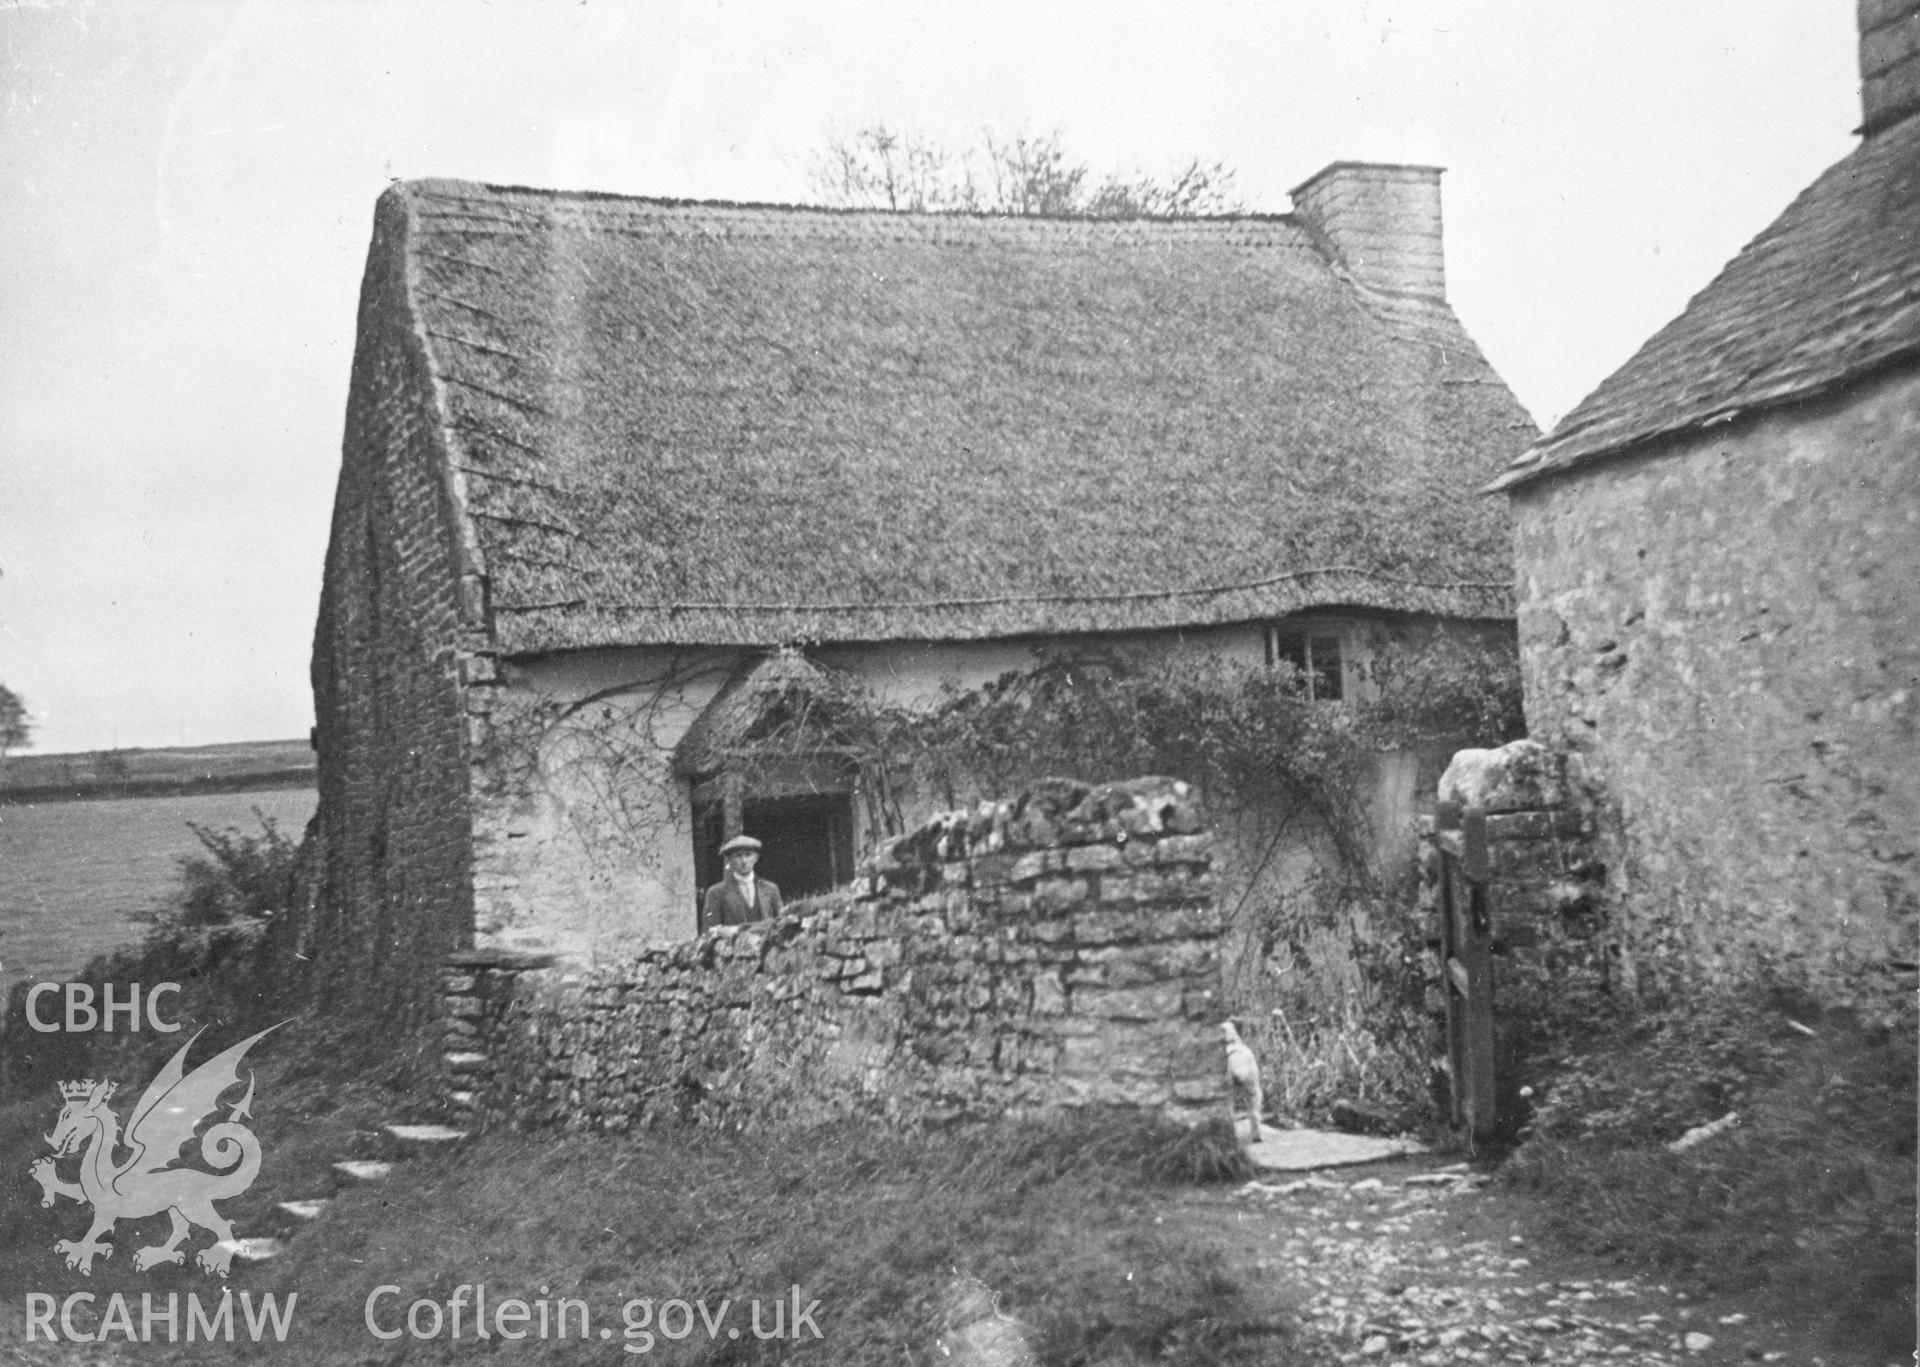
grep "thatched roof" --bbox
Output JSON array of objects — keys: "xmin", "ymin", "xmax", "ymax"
[
  {"xmin": 365, "ymin": 179, "xmax": 1535, "ymax": 653},
  {"xmin": 1491, "ymin": 114, "xmax": 1920, "ymax": 492}
]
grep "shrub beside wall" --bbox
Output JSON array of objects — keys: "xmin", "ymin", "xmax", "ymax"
[{"xmin": 450, "ymin": 777, "xmax": 1228, "ymax": 1129}]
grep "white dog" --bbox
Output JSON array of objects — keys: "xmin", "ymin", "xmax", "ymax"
[{"xmin": 1221, "ymin": 1021, "xmax": 1264, "ymax": 1142}]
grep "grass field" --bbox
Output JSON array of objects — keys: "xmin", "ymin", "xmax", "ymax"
[
  {"xmin": 0, "ymin": 787, "xmax": 316, "ymax": 993},
  {"xmin": 0, "ymin": 739, "xmax": 314, "ymax": 801}
]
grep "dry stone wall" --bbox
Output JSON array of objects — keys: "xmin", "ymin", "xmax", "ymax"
[{"xmin": 448, "ymin": 777, "xmax": 1227, "ymax": 1129}]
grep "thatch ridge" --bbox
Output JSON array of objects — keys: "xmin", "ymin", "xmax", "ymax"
[
  {"xmin": 376, "ymin": 178, "xmax": 1535, "ymax": 652},
  {"xmin": 442, "ymin": 177, "xmax": 1304, "ymax": 228}
]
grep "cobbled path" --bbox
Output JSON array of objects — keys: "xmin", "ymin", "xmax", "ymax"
[{"xmin": 1196, "ymin": 1164, "xmax": 1868, "ymax": 1367}]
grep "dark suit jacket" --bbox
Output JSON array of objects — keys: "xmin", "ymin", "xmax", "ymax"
[{"xmin": 700, "ymin": 875, "xmax": 782, "ymax": 931}]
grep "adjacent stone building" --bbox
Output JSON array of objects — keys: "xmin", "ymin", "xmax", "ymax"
[
  {"xmin": 1486, "ymin": 2, "xmax": 1920, "ymax": 1004},
  {"xmin": 308, "ymin": 162, "xmax": 1536, "ymax": 1024}
]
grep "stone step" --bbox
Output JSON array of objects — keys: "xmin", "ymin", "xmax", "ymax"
[
  {"xmin": 445, "ymin": 1051, "xmax": 487, "ymax": 1073},
  {"xmin": 1237, "ymin": 1121, "xmax": 1431, "ymax": 1172},
  {"xmin": 383, "ymin": 1122, "xmax": 469, "ymax": 1146},
  {"xmin": 449, "ymin": 1090, "xmax": 476, "ymax": 1109},
  {"xmin": 210, "ymin": 1237, "xmax": 285, "ymax": 1264},
  {"xmin": 278, "ymin": 1198, "xmax": 330, "ymax": 1220},
  {"xmin": 333, "ymin": 1159, "xmax": 395, "ymax": 1183}
]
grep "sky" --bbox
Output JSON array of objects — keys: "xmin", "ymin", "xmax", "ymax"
[{"xmin": 0, "ymin": 0, "xmax": 1865, "ymax": 756}]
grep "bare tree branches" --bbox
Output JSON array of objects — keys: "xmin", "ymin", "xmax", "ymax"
[
  {"xmin": 808, "ymin": 123, "xmax": 1242, "ymax": 218},
  {"xmin": 810, "ymin": 124, "xmax": 985, "ymax": 212}
]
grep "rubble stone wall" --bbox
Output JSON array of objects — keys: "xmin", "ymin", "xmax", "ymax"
[
  {"xmin": 1421, "ymin": 741, "xmax": 1612, "ymax": 1119},
  {"xmin": 302, "ymin": 193, "xmax": 485, "ymax": 1030},
  {"xmin": 1508, "ymin": 368, "xmax": 1920, "ymax": 1006},
  {"xmin": 446, "ymin": 777, "xmax": 1228, "ymax": 1130}
]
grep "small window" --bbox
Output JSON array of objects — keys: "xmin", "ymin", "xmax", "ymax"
[{"xmin": 1267, "ymin": 629, "xmax": 1344, "ymax": 700}]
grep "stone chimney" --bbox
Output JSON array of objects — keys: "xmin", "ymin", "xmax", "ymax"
[
  {"xmin": 1289, "ymin": 162, "xmax": 1445, "ymax": 301},
  {"xmin": 1860, "ymin": 0, "xmax": 1920, "ymax": 136}
]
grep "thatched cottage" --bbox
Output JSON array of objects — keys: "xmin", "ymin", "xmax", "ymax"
[
  {"xmin": 309, "ymin": 162, "xmax": 1535, "ymax": 1019},
  {"xmin": 1486, "ymin": 2, "xmax": 1920, "ymax": 1001}
]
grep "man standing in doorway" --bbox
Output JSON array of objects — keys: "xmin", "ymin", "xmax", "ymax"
[{"xmin": 700, "ymin": 833, "xmax": 783, "ymax": 931}]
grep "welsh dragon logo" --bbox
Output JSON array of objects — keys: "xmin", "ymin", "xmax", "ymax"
[{"xmin": 29, "ymin": 1024, "xmax": 281, "ymax": 1277}]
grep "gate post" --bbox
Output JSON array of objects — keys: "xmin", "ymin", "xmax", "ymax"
[{"xmin": 1425, "ymin": 739, "xmax": 1611, "ymax": 1145}]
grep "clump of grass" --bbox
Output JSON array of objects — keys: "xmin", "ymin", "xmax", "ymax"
[
  {"xmin": 125, "ymin": 1107, "xmax": 1292, "ymax": 1365},
  {"xmin": 949, "ymin": 1108, "xmax": 1253, "ymax": 1188},
  {"xmin": 1226, "ymin": 881, "xmax": 1432, "ymax": 1130},
  {"xmin": 1505, "ymin": 990, "xmax": 1916, "ymax": 1358},
  {"xmin": 1256, "ymin": 998, "xmax": 1428, "ymax": 1126}
]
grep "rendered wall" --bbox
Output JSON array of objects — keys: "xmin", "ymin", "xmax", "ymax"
[
  {"xmin": 465, "ymin": 630, "xmax": 1264, "ymax": 964},
  {"xmin": 462, "ymin": 615, "xmax": 1497, "ymax": 967},
  {"xmin": 1509, "ymin": 366, "xmax": 1920, "ymax": 1002},
  {"xmin": 447, "ymin": 778, "xmax": 1226, "ymax": 1128},
  {"xmin": 466, "ymin": 646, "xmax": 733, "ymax": 962}
]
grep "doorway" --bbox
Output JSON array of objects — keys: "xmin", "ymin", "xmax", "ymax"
[{"xmin": 691, "ymin": 790, "xmax": 855, "ymax": 907}]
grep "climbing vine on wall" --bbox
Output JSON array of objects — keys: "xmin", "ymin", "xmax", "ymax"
[
  {"xmin": 899, "ymin": 632, "xmax": 1521, "ymax": 843},
  {"xmin": 845, "ymin": 630, "xmax": 1524, "ymax": 1119},
  {"xmin": 474, "ymin": 630, "xmax": 1522, "ymax": 1116},
  {"xmin": 478, "ymin": 631, "xmax": 1522, "ymax": 878},
  {"xmin": 474, "ymin": 653, "xmax": 743, "ymax": 883}
]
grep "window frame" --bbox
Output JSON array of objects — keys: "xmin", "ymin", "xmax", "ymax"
[{"xmin": 1265, "ymin": 624, "xmax": 1347, "ymax": 701}]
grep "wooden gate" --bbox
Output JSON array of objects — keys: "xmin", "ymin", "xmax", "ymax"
[{"xmin": 1428, "ymin": 801, "xmax": 1497, "ymax": 1143}]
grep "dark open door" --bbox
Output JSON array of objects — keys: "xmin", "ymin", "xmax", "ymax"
[
  {"xmin": 692, "ymin": 790, "xmax": 854, "ymax": 909},
  {"xmin": 744, "ymin": 793, "xmax": 853, "ymax": 898}
]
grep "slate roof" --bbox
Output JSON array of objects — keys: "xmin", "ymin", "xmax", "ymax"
[
  {"xmin": 364, "ymin": 179, "xmax": 1536, "ymax": 654},
  {"xmin": 1490, "ymin": 113, "xmax": 1920, "ymax": 492}
]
